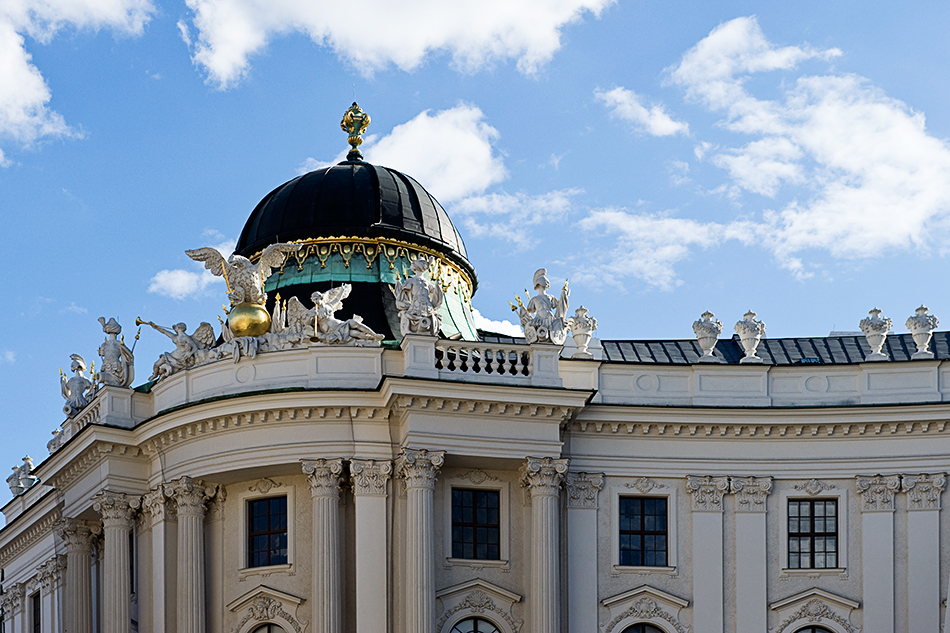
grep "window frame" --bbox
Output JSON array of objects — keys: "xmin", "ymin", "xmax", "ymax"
[
  {"xmin": 31, "ymin": 592, "xmax": 41, "ymax": 633},
  {"xmin": 611, "ymin": 483, "xmax": 678, "ymax": 574},
  {"xmin": 442, "ymin": 475, "xmax": 510, "ymax": 568},
  {"xmin": 237, "ymin": 484, "xmax": 295, "ymax": 577},
  {"xmin": 779, "ymin": 485, "xmax": 848, "ymax": 575}
]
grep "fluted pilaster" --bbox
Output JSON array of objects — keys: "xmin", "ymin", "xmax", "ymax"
[
  {"xmin": 351, "ymin": 459, "xmax": 392, "ymax": 633},
  {"xmin": 165, "ymin": 476, "xmax": 216, "ymax": 633},
  {"xmin": 93, "ymin": 491, "xmax": 139, "ymax": 633},
  {"xmin": 520, "ymin": 456, "xmax": 568, "ymax": 633},
  {"xmin": 303, "ymin": 459, "xmax": 345, "ymax": 633},
  {"xmin": 397, "ymin": 449, "xmax": 445, "ymax": 633},
  {"xmin": 57, "ymin": 518, "xmax": 100, "ymax": 633}
]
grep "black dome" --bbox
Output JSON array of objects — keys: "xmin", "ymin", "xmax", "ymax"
[{"xmin": 235, "ymin": 160, "xmax": 475, "ymax": 285}]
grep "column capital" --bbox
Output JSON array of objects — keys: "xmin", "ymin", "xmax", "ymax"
[
  {"xmin": 56, "ymin": 517, "xmax": 101, "ymax": 552},
  {"xmin": 686, "ymin": 475, "xmax": 729, "ymax": 512},
  {"xmin": 38, "ymin": 554, "xmax": 67, "ymax": 595},
  {"xmin": 0, "ymin": 583, "xmax": 24, "ymax": 614},
  {"xmin": 901, "ymin": 473, "xmax": 945, "ymax": 511},
  {"xmin": 92, "ymin": 490, "xmax": 140, "ymax": 528},
  {"xmin": 396, "ymin": 449, "xmax": 445, "ymax": 491},
  {"xmin": 350, "ymin": 459, "xmax": 393, "ymax": 496},
  {"xmin": 520, "ymin": 457, "xmax": 569, "ymax": 498},
  {"xmin": 302, "ymin": 458, "xmax": 345, "ymax": 497},
  {"xmin": 730, "ymin": 476, "xmax": 772, "ymax": 512},
  {"xmin": 164, "ymin": 476, "xmax": 216, "ymax": 517},
  {"xmin": 856, "ymin": 474, "xmax": 901, "ymax": 512},
  {"xmin": 564, "ymin": 472, "xmax": 604, "ymax": 509},
  {"xmin": 141, "ymin": 487, "xmax": 177, "ymax": 523}
]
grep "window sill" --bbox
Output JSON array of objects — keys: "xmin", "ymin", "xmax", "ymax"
[
  {"xmin": 238, "ymin": 563, "xmax": 294, "ymax": 580},
  {"xmin": 611, "ymin": 565, "xmax": 677, "ymax": 576},
  {"xmin": 444, "ymin": 558, "xmax": 510, "ymax": 571},
  {"xmin": 780, "ymin": 567, "xmax": 846, "ymax": 578}
]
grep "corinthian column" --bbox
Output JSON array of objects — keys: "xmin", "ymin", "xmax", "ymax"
[
  {"xmin": 93, "ymin": 491, "xmax": 140, "ymax": 633},
  {"xmin": 520, "ymin": 456, "xmax": 569, "ymax": 633},
  {"xmin": 397, "ymin": 449, "xmax": 445, "ymax": 633},
  {"xmin": 303, "ymin": 459, "xmax": 345, "ymax": 633},
  {"xmin": 350, "ymin": 459, "xmax": 392, "ymax": 633},
  {"xmin": 57, "ymin": 519, "xmax": 99, "ymax": 633},
  {"xmin": 165, "ymin": 477, "xmax": 216, "ymax": 633}
]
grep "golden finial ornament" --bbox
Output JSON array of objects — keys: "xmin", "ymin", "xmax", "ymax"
[{"xmin": 341, "ymin": 102, "xmax": 371, "ymax": 161}]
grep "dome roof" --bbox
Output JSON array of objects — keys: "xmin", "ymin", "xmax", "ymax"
[{"xmin": 234, "ymin": 160, "xmax": 476, "ymax": 286}]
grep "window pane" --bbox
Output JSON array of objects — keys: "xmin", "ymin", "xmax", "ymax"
[
  {"xmin": 788, "ymin": 499, "xmax": 838, "ymax": 570},
  {"xmin": 619, "ymin": 496, "xmax": 667, "ymax": 567},
  {"xmin": 248, "ymin": 496, "xmax": 289, "ymax": 568},
  {"xmin": 451, "ymin": 488, "xmax": 501, "ymax": 561}
]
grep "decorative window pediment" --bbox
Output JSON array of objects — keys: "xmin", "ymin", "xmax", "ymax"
[
  {"xmin": 769, "ymin": 588, "xmax": 860, "ymax": 633},
  {"xmin": 436, "ymin": 579, "xmax": 523, "ymax": 633},
  {"xmin": 227, "ymin": 585, "xmax": 308, "ymax": 633},
  {"xmin": 601, "ymin": 585, "xmax": 689, "ymax": 633}
]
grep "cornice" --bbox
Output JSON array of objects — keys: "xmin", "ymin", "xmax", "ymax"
[
  {"xmin": 45, "ymin": 441, "xmax": 142, "ymax": 491},
  {"xmin": 390, "ymin": 395, "xmax": 576, "ymax": 423},
  {"xmin": 0, "ymin": 508, "xmax": 62, "ymax": 568},
  {"xmin": 569, "ymin": 418, "xmax": 950, "ymax": 439}
]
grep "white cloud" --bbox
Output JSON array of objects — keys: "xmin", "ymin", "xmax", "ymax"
[
  {"xmin": 596, "ymin": 87, "xmax": 689, "ymax": 137},
  {"xmin": 63, "ymin": 302, "xmax": 87, "ymax": 314},
  {"xmin": 183, "ymin": 0, "xmax": 614, "ymax": 88},
  {"xmin": 0, "ymin": 0, "xmax": 154, "ymax": 162},
  {"xmin": 0, "ymin": 350, "xmax": 15, "ymax": 364},
  {"xmin": 663, "ymin": 16, "xmax": 950, "ymax": 276},
  {"xmin": 452, "ymin": 189, "xmax": 582, "ymax": 248},
  {"xmin": 471, "ymin": 309, "xmax": 523, "ymax": 337},
  {"xmin": 148, "ymin": 268, "xmax": 222, "ymax": 300}
]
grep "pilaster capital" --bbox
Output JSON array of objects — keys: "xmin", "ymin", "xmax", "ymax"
[
  {"xmin": 686, "ymin": 475, "xmax": 729, "ymax": 512},
  {"xmin": 730, "ymin": 476, "xmax": 772, "ymax": 512},
  {"xmin": 56, "ymin": 517, "xmax": 101, "ymax": 552},
  {"xmin": 856, "ymin": 475, "xmax": 901, "ymax": 512},
  {"xmin": 164, "ymin": 476, "xmax": 217, "ymax": 516},
  {"xmin": 0, "ymin": 583, "xmax": 24, "ymax": 614},
  {"xmin": 302, "ymin": 458, "xmax": 345, "ymax": 498},
  {"xmin": 38, "ymin": 554, "xmax": 67, "ymax": 595},
  {"xmin": 564, "ymin": 472, "xmax": 604, "ymax": 508},
  {"xmin": 520, "ymin": 457, "xmax": 569, "ymax": 498},
  {"xmin": 141, "ymin": 487, "xmax": 177, "ymax": 523},
  {"xmin": 92, "ymin": 490, "xmax": 140, "ymax": 528},
  {"xmin": 901, "ymin": 473, "xmax": 945, "ymax": 511},
  {"xmin": 207, "ymin": 484, "xmax": 227, "ymax": 522},
  {"xmin": 396, "ymin": 448, "xmax": 445, "ymax": 491},
  {"xmin": 350, "ymin": 459, "xmax": 393, "ymax": 496}
]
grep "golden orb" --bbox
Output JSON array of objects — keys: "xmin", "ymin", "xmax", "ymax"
[{"xmin": 228, "ymin": 302, "xmax": 271, "ymax": 338}]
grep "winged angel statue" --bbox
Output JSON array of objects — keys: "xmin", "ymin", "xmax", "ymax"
[
  {"xmin": 185, "ymin": 243, "xmax": 301, "ymax": 306},
  {"xmin": 311, "ymin": 284, "xmax": 384, "ymax": 345}
]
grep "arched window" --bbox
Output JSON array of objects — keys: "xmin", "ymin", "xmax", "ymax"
[
  {"xmin": 794, "ymin": 628, "xmax": 834, "ymax": 633},
  {"xmin": 251, "ymin": 625, "xmax": 287, "ymax": 633},
  {"xmin": 621, "ymin": 624, "xmax": 665, "ymax": 633},
  {"xmin": 450, "ymin": 617, "xmax": 501, "ymax": 633}
]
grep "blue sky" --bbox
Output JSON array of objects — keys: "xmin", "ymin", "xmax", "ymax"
[{"xmin": 3, "ymin": 1, "xmax": 950, "ymax": 498}]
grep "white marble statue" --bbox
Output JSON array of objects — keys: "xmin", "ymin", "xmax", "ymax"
[
  {"xmin": 7, "ymin": 456, "xmax": 38, "ymax": 496},
  {"xmin": 859, "ymin": 308, "xmax": 892, "ymax": 362},
  {"xmin": 512, "ymin": 268, "xmax": 570, "ymax": 345},
  {"xmin": 906, "ymin": 305, "xmax": 938, "ymax": 360},
  {"xmin": 567, "ymin": 306, "xmax": 598, "ymax": 359},
  {"xmin": 734, "ymin": 310, "xmax": 766, "ymax": 364},
  {"xmin": 97, "ymin": 317, "xmax": 135, "ymax": 388},
  {"xmin": 140, "ymin": 320, "xmax": 217, "ymax": 380},
  {"xmin": 392, "ymin": 258, "xmax": 444, "ymax": 337},
  {"xmin": 186, "ymin": 243, "xmax": 301, "ymax": 306},
  {"xmin": 311, "ymin": 284, "xmax": 384, "ymax": 346},
  {"xmin": 266, "ymin": 296, "xmax": 314, "ymax": 349},
  {"xmin": 61, "ymin": 354, "xmax": 96, "ymax": 417},
  {"xmin": 692, "ymin": 311, "xmax": 723, "ymax": 362}
]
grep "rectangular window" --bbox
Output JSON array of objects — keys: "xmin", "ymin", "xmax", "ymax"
[
  {"xmin": 619, "ymin": 497, "xmax": 668, "ymax": 567},
  {"xmin": 31, "ymin": 593, "xmax": 40, "ymax": 633},
  {"xmin": 451, "ymin": 488, "xmax": 501, "ymax": 560},
  {"xmin": 247, "ymin": 496, "xmax": 288, "ymax": 568},
  {"xmin": 788, "ymin": 499, "xmax": 838, "ymax": 569}
]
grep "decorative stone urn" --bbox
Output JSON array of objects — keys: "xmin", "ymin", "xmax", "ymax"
[
  {"xmin": 859, "ymin": 308, "xmax": 892, "ymax": 362},
  {"xmin": 905, "ymin": 305, "xmax": 938, "ymax": 360},
  {"xmin": 734, "ymin": 310, "xmax": 766, "ymax": 364},
  {"xmin": 567, "ymin": 306, "xmax": 598, "ymax": 359},
  {"xmin": 692, "ymin": 311, "xmax": 723, "ymax": 363}
]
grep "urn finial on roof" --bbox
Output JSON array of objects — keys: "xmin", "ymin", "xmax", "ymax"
[{"xmin": 341, "ymin": 102, "xmax": 371, "ymax": 162}]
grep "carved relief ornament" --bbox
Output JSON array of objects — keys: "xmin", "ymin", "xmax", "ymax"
[
  {"xmin": 685, "ymin": 475, "xmax": 729, "ymax": 511},
  {"xmin": 730, "ymin": 476, "xmax": 772, "ymax": 512},
  {"xmin": 564, "ymin": 472, "xmax": 604, "ymax": 508},
  {"xmin": 350, "ymin": 459, "xmax": 393, "ymax": 496},
  {"xmin": 902, "ymin": 473, "xmax": 945, "ymax": 510},
  {"xmin": 626, "ymin": 477, "xmax": 663, "ymax": 494},
  {"xmin": 774, "ymin": 598, "xmax": 856, "ymax": 633},
  {"xmin": 855, "ymin": 475, "xmax": 901, "ymax": 511},
  {"xmin": 794, "ymin": 479, "xmax": 835, "ymax": 496}
]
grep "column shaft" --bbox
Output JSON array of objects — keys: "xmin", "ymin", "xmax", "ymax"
[
  {"xmin": 58, "ymin": 520, "xmax": 96, "ymax": 633},
  {"xmin": 521, "ymin": 457, "xmax": 568, "ymax": 633},
  {"xmin": 93, "ymin": 492, "xmax": 138, "ymax": 633},
  {"xmin": 304, "ymin": 459, "xmax": 344, "ymax": 633},
  {"xmin": 565, "ymin": 473, "xmax": 603, "ymax": 633},
  {"xmin": 166, "ymin": 477, "xmax": 216, "ymax": 633},
  {"xmin": 351, "ymin": 460, "xmax": 393, "ymax": 633}
]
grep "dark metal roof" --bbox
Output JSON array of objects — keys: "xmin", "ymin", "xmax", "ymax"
[
  {"xmin": 479, "ymin": 330, "xmax": 950, "ymax": 365},
  {"xmin": 235, "ymin": 160, "xmax": 476, "ymax": 287}
]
